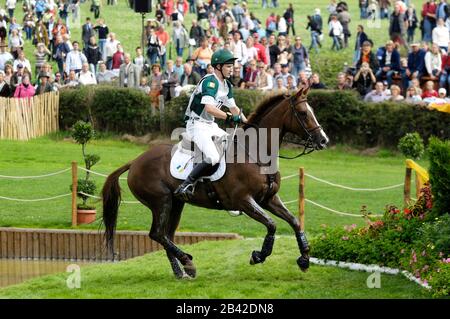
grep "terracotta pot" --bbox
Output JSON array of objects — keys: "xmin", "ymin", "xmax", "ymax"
[{"xmin": 77, "ymin": 209, "xmax": 96, "ymax": 224}]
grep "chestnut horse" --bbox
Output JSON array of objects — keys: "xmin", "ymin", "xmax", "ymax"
[{"xmin": 102, "ymin": 86, "xmax": 329, "ymax": 278}]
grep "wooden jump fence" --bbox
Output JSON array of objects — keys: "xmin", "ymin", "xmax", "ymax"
[
  {"xmin": 0, "ymin": 228, "xmax": 242, "ymax": 261},
  {"xmin": 0, "ymin": 91, "xmax": 59, "ymax": 141}
]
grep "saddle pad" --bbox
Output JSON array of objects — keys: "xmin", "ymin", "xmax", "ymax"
[{"xmin": 170, "ymin": 144, "xmax": 227, "ymax": 181}]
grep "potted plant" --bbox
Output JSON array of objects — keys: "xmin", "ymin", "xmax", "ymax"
[{"xmin": 70, "ymin": 120, "xmax": 100, "ymax": 224}]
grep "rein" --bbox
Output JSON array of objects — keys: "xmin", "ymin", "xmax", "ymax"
[{"xmin": 248, "ymin": 94, "xmax": 320, "ymax": 160}]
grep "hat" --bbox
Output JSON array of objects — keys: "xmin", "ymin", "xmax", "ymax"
[
  {"xmin": 17, "ymin": 63, "xmax": 23, "ymax": 68},
  {"xmin": 39, "ymin": 71, "xmax": 50, "ymax": 78},
  {"xmin": 439, "ymin": 88, "xmax": 447, "ymax": 94}
]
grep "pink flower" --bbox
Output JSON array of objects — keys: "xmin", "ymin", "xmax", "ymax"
[
  {"xmin": 442, "ymin": 258, "xmax": 450, "ymax": 264},
  {"xmin": 351, "ymin": 224, "xmax": 357, "ymax": 229},
  {"xmin": 341, "ymin": 236, "xmax": 349, "ymax": 241},
  {"xmin": 423, "ymin": 280, "xmax": 428, "ymax": 286},
  {"xmin": 412, "ymin": 252, "xmax": 417, "ymax": 263}
]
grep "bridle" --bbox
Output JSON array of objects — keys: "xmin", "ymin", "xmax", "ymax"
[{"xmin": 278, "ymin": 93, "xmax": 323, "ymax": 160}]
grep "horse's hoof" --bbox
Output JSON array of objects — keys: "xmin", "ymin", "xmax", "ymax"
[
  {"xmin": 249, "ymin": 250, "xmax": 264, "ymax": 265},
  {"xmin": 297, "ymin": 256, "xmax": 310, "ymax": 272},
  {"xmin": 183, "ymin": 263, "xmax": 197, "ymax": 278}
]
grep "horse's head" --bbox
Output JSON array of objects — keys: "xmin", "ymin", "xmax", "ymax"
[{"xmin": 284, "ymin": 85, "xmax": 329, "ymax": 150}]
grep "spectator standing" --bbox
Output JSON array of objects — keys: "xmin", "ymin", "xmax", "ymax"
[
  {"xmin": 105, "ymin": 32, "xmax": 119, "ymax": 70},
  {"xmin": 0, "ymin": 42, "xmax": 13, "ymax": 71},
  {"xmin": 91, "ymin": 0, "xmax": 101, "ymax": 19},
  {"xmin": 189, "ymin": 19, "xmax": 205, "ymax": 50},
  {"xmin": 155, "ymin": 25, "xmax": 170, "ymax": 69},
  {"xmin": 51, "ymin": 18, "xmax": 68, "ymax": 40},
  {"xmin": 353, "ymin": 25, "xmax": 368, "ymax": 65},
  {"xmin": 23, "ymin": 10, "xmax": 35, "ymax": 41},
  {"xmin": 276, "ymin": 35, "xmax": 291, "ymax": 66},
  {"xmin": 389, "ymin": 2, "xmax": 407, "ymax": 48},
  {"xmin": 77, "ymin": 62, "xmax": 97, "ymax": 85},
  {"xmin": 161, "ymin": 59, "xmax": 179, "ymax": 101},
  {"xmin": 83, "ymin": 36, "xmax": 102, "ymax": 75},
  {"xmin": 432, "ymin": 18, "xmax": 449, "ymax": 51},
  {"xmin": 53, "ymin": 35, "xmax": 70, "ymax": 75},
  {"xmin": 149, "ymin": 63, "xmax": 163, "ymax": 109},
  {"xmin": 229, "ymin": 64, "xmax": 244, "ymax": 88},
  {"xmin": 192, "ymin": 38, "xmax": 213, "ymax": 77},
  {"xmin": 265, "ymin": 13, "xmax": 277, "ymax": 36},
  {"xmin": 405, "ymin": 5, "xmax": 418, "ymax": 44},
  {"xmin": 35, "ymin": 0, "xmax": 46, "ymax": 20},
  {"xmin": 255, "ymin": 61, "xmax": 273, "ymax": 91},
  {"xmin": 232, "ymin": 1, "xmax": 245, "ymax": 27},
  {"xmin": 35, "ymin": 71, "xmax": 53, "ymax": 94},
  {"xmin": 13, "ymin": 51, "xmax": 32, "ymax": 75},
  {"xmin": 133, "ymin": 46, "xmax": 146, "ymax": 74},
  {"xmin": 94, "ymin": 18, "xmax": 109, "ymax": 62},
  {"xmin": 337, "ymin": 5, "xmax": 351, "ymax": 48},
  {"xmin": 336, "ymin": 72, "xmax": 352, "ymax": 90},
  {"xmin": 65, "ymin": 41, "xmax": 88, "ymax": 75},
  {"xmin": 0, "ymin": 71, "xmax": 10, "ymax": 97},
  {"xmin": 291, "ymin": 36, "xmax": 309, "ymax": 77},
  {"xmin": 283, "ymin": 3, "xmax": 295, "ymax": 36},
  {"xmin": 63, "ymin": 70, "xmax": 79, "ymax": 87},
  {"xmin": 81, "ymin": 17, "xmax": 95, "ymax": 49},
  {"xmin": 310, "ymin": 73, "xmax": 326, "ymax": 89},
  {"xmin": 119, "ymin": 53, "xmax": 140, "ymax": 88},
  {"xmin": 6, "ymin": 0, "xmax": 17, "ymax": 19},
  {"xmin": 34, "ymin": 20, "xmax": 49, "ymax": 48},
  {"xmin": 421, "ymin": 0, "xmax": 437, "ymax": 43},
  {"xmin": 34, "ymin": 42, "xmax": 51, "ymax": 76},
  {"xmin": 8, "ymin": 29, "xmax": 23, "ymax": 60},
  {"xmin": 439, "ymin": 44, "xmax": 450, "ymax": 90},
  {"xmin": 242, "ymin": 59, "xmax": 258, "ymax": 89},
  {"xmin": 389, "ymin": 85, "xmax": 404, "ymax": 101},
  {"xmin": 111, "ymin": 43, "xmax": 124, "ymax": 75},
  {"xmin": 14, "ymin": 73, "xmax": 35, "ymax": 98},
  {"xmin": 172, "ymin": 21, "xmax": 189, "ymax": 57},
  {"xmin": 306, "ymin": 15, "xmax": 321, "ymax": 53},
  {"xmin": 46, "ymin": 15, "xmax": 56, "ymax": 56},
  {"xmin": 276, "ymin": 14, "xmax": 287, "ymax": 37},
  {"xmin": 179, "ymin": 63, "xmax": 201, "ymax": 86},
  {"xmin": 329, "ymin": 14, "xmax": 343, "ymax": 51}
]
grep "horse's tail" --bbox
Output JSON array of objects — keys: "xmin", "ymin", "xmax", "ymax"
[{"xmin": 102, "ymin": 162, "xmax": 131, "ymax": 259}]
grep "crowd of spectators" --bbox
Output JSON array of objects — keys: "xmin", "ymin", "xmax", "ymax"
[{"xmin": 1, "ymin": 0, "xmax": 450, "ymax": 108}]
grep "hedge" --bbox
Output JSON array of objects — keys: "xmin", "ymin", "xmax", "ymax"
[
  {"xmin": 59, "ymin": 86, "xmax": 450, "ymax": 148},
  {"xmin": 428, "ymin": 137, "xmax": 450, "ymax": 217}
]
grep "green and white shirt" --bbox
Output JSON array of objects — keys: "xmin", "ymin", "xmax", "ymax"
[{"xmin": 184, "ymin": 73, "xmax": 238, "ymax": 122}]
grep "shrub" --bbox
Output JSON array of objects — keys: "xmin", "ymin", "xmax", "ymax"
[
  {"xmin": 398, "ymin": 132, "xmax": 425, "ymax": 160},
  {"xmin": 427, "ymin": 137, "xmax": 450, "ymax": 217},
  {"xmin": 59, "ymin": 88, "xmax": 450, "ymax": 148},
  {"xmin": 428, "ymin": 261, "xmax": 450, "ymax": 297},
  {"xmin": 70, "ymin": 121, "xmax": 99, "ymax": 209},
  {"xmin": 419, "ymin": 214, "xmax": 450, "ymax": 260}
]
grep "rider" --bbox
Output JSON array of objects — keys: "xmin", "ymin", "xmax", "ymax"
[{"xmin": 174, "ymin": 49, "xmax": 247, "ymax": 200}]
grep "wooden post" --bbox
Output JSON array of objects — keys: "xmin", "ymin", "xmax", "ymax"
[
  {"xmin": 298, "ymin": 167, "xmax": 305, "ymax": 232},
  {"xmin": 404, "ymin": 167, "xmax": 412, "ymax": 206},
  {"xmin": 72, "ymin": 161, "xmax": 78, "ymax": 227}
]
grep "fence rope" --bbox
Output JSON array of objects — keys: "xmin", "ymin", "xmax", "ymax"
[
  {"xmin": 283, "ymin": 197, "xmax": 382, "ymax": 217},
  {"xmin": 0, "ymin": 193, "xmax": 71, "ymax": 202},
  {"xmin": 0, "ymin": 167, "xmax": 71, "ymax": 179},
  {"xmin": 78, "ymin": 191, "xmax": 140, "ymax": 204},
  {"xmin": 281, "ymin": 172, "xmax": 403, "ymax": 191},
  {"xmin": 77, "ymin": 167, "xmax": 128, "ymax": 180}
]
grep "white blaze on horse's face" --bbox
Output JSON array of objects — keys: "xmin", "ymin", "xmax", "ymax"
[{"xmin": 306, "ymin": 102, "xmax": 329, "ymax": 150}]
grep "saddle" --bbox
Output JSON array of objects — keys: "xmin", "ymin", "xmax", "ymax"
[{"xmin": 170, "ymin": 133, "xmax": 227, "ymax": 182}]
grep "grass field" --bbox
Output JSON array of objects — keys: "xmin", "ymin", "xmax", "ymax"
[
  {"xmin": 0, "ymin": 0, "xmax": 424, "ymax": 84},
  {"xmin": 0, "ymin": 237, "xmax": 432, "ymax": 298},
  {"xmin": 0, "ymin": 134, "xmax": 427, "ymax": 237}
]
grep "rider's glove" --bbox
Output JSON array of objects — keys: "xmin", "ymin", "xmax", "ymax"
[
  {"xmin": 232, "ymin": 114, "xmax": 241, "ymax": 124},
  {"xmin": 225, "ymin": 112, "xmax": 233, "ymax": 124}
]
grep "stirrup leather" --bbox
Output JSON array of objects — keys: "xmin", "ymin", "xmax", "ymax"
[{"xmin": 174, "ymin": 182, "xmax": 196, "ymax": 201}]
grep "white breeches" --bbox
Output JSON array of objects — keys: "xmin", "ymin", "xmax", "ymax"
[{"xmin": 186, "ymin": 120, "xmax": 227, "ymax": 165}]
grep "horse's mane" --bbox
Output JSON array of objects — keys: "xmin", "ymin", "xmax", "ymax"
[{"xmin": 245, "ymin": 93, "xmax": 287, "ymax": 126}]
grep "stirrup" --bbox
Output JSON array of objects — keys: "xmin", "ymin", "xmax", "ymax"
[{"xmin": 174, "ymin": 182, "xmax": 195, "ymax": 201}]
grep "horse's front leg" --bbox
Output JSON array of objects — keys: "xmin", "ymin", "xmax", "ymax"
[
  {"xmin": 239, "ymin": 196, "xmax": 276, "ymax": 265},
  {"xmin": 261, "ymin": 194, "xmax": 310, "ymax": 272}
]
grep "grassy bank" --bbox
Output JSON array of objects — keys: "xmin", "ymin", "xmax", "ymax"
[
  {"xmin": 0, "ymin": 135, "xmax": 426, "ymax": 237},
  {"xmin": 0, "ymin": 237, "xmax": 432, "ymax": 298}
]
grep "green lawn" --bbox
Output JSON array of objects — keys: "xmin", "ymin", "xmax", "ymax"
[
  {"xmin": 0, "ymin": 237, "xmax": 432, "ymax": 298},
  {"xmin": 1, "ymin": 0, "xmax": 424, "ymax": 84},
  {"xmin": 0, "ymin": 135, "xmax": 427, "ymax": 237}
]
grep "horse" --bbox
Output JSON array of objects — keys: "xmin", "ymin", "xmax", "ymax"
[{"xmin": 102, "ymin": 85, "xmax": 329, "ymax": 278}]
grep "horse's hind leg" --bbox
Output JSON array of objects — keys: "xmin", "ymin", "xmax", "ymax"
[
  {"xmin": 262, "ymin": 194, "xmax": 310, "ymax": 272},
  {"xmin": 165, "ymin": 199, "xmax": 187, "ymax": 279},
  {"xmin": 149, "ymin": 194, "xmax": 197, "ymax": 278},
  {"xmin": 239, "ymin": 196, "xmax": 277, "ymax": 265}
]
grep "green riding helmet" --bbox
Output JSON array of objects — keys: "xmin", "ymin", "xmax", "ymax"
[{"xmin": 211, "ymin": 49, "xmax": 238, "ymax": 66}]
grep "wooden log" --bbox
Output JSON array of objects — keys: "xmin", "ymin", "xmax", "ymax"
[{"xmin": 404, "ymin": 167, "xmax": 412, "ymax": 207}]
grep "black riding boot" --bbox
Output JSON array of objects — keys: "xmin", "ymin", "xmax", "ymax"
[{"xmin": 174, "ymin": 161, "xmax": 214, "ymax": 201}]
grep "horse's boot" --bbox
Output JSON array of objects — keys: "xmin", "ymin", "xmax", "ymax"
[{"xmin": 174, "ymin": 162, "xmax": 214, "ymax": 201}]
